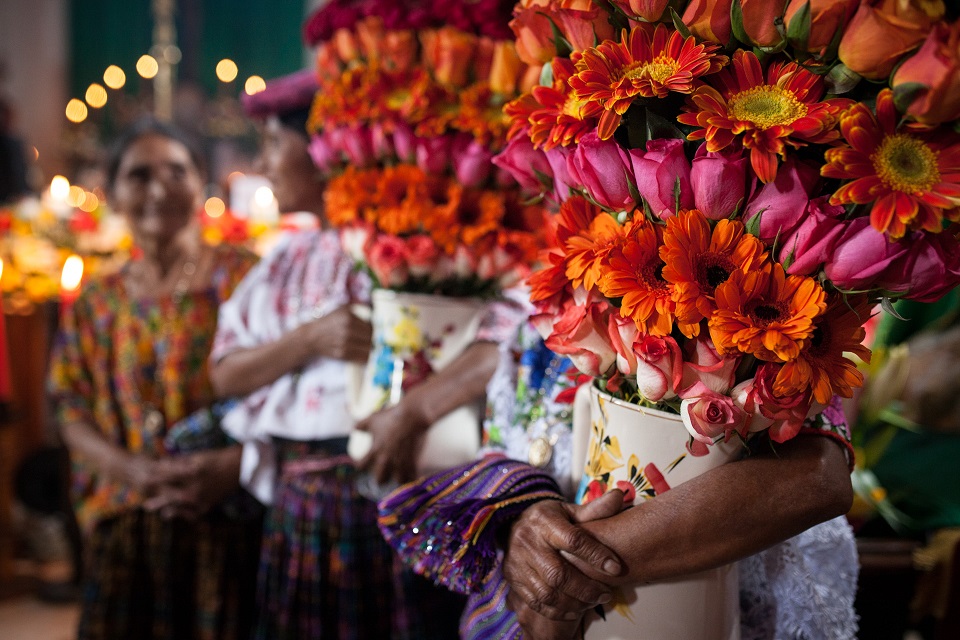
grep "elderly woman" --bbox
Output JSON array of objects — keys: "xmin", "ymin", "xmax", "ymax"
[
  {"xmin": 48, "ymin": 119, "xmax": 261, "ymax": 639},
  {"xmin": 211, "ymin": 70, "xmax": 501, "ymax": 639}
]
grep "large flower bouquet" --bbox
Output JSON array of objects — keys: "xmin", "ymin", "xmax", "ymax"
[
  {"xmin": 495, "ymin": 0, "xmax": 960, "ymax": 451},
  {"xmin": 303, "ymin": 0, "xmax": 548, "ymax": 296}
]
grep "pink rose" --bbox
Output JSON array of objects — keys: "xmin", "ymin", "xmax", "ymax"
[
  {"xmin": 779, "ymin": 197, "xmax": 845, "ymax": 276},
  {"xmin": 744, "ymin": 159, "xmax": 820, "ymax": 243},
  {"xmin": 492, "ymin": 132, "xmax": 552, "ymax": 195},
  {"xmin": 680, "ymin": 382, "xmax": 747, "ymax": 446},
  {"xmin": 824, "ymin": 217, "xmax": 910, "ymax": 290},
  {"xmin": 880, "ymin": 230, "xmax": 960, "ymax": 303},
  {"xmin": 451, "ymin": 135, "xmax": 494, "ymax": 188},
  {"xmin": 729, "ymin": 378, "xmax": 776, "ymax": 433},
  {"xmin": 405, "ymin": 235, "xmax": 440, "ymax": 278},
  {"xmin": 391, "ymin": 122, "xmax": 418, "ymax": 163},
  {"xmin": 542, "ymin": 296, "xmax": 618, "ymax": 377},
  {"xmin": 633, "ymin": 333, "xmax": 683, "ymax": 402},
  {"xmin": 753, "ymin": 363, "xmax": 812, "ymax": 442},
  {"xmin": 367, "ymin": 235, "xmax": 409, "ymax": 288},
  {"xmin": 629, "ymin": 138, "xmax": 692, "ymax": 220},
  {"xmin": 544, "ymin": 145, "xmax": 577, "ymax": 204},
  {"xmin": 308, "ymin": 132, "xmax": 338, "ymax": 174},
  {"xmin": 415, "ymin": 135, "xmax": 453, "ymax": 175},
  {"xmin": 452, "ymin": 245, "xmax": 478, "ymax": 279},
  {"xmin": 339, "ymin": 125, "xmax": 376, "ymax": 168},
  {"xmin": 609, "ymin": 313, "xmax": 640, "ymax": 376},
  {"xmin": 569, "ymin": 132, "xmax": 636, "ymax": 211},
  {"xmin": 679, "ymin": 334, "xmax": 738, "ymax": 396},
  {"xmin": 690, "ymin": 143, "xmax": 748, "ymax": 220},
  {"xmin": 476, "ymin": 245, "xmax": 520, "ymax": 282},
  {"xmin": 369, "ymin": 122, "xmax": 395, "ymax": 161}
]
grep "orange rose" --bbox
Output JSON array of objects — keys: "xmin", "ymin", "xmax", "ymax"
[
  {"xmin": 355, "ymin": 16, "xmax": 385, "ymax": 63},
  {"xmin": 381, "ymin": 31, "xmax": 418, "ymax": 73},
  {"xmin": 838, "ymin": 0, "xmax": 945, "ymax": 80},
  {"xmin": 740, "ymin": 0, "xmax": 787, "ymax": 47},
  {"xmin": 682, "ymin": 0, "xmax": 733, "ymax": 45},
  {"xmin": 333, "ymin": 28, "xmax": 360, "ymax": 62},
  {"xmin": 892, "ymin": 20, "xmax": 960, "ymax": 125},
  {"xmin": 511, "ymin": 5, "xmax": 559, "ymax": 65},
  {"xmin": 490, "ymin": 42, "xmax": 524, "ymax": 96},
  {"xmin": 555, "ymin": 0, "xmax": 615, "ymax": 53},
  {"xmin": 784, "ymin": 0, "xmax": 859, "ymax": 55},
  {"xmin": 608, "ymin": 0, "xmax": 671, "ymax": 22},
  {"xmin": 421, "ymin": 27, "xmax": 477, "ymax": 88}
]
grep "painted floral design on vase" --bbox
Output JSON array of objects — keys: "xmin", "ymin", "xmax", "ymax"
[
  {"xmin": 347, "ymin": 289, "xmax": 487, "ymax": 481},
  {"xmin": 574, "ymin": 384, "xmax": 743, "ymax": 640}
]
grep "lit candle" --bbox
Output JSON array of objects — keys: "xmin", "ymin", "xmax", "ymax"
[
  {"xmin": 59, "ymin": 254, "xmax": 84, "ymax": 319},
  {"xmin": 0, "ymin": 259, "xmax": 9, "ymax": 401}
]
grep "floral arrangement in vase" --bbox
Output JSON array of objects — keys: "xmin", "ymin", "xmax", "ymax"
[
  {"xmin": 493, "ymin": 0, "xmax": 960, "ymax": 453},
  {"xmin": 303, "ymin": 0, "xmax": 548, "ymax": 297}
]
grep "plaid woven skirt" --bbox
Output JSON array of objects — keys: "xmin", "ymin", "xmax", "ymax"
[
  {"xmin": 78, "ymin": 506, "xmax": 263, "ymax": 640},
  {"xmin": 254, "ymin": 440, "xmax": 465, "ymax": 640}
]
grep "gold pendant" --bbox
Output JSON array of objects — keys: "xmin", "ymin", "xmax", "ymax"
[{"xmin": 528, "ymin": 436, "xmax": 553, "ymax": 468}]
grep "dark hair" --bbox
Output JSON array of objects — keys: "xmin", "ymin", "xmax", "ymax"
[
  {"xmin": 276, "ymin": 106, "xmax": 312, "ymax": 140},
  {"xmin": 105, "ymin": 118, "xmax": 205, "ymax": 189}
]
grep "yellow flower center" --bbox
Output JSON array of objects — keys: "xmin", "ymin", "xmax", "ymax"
[
  {"xmin": 562, "ymin": 94, "xmax": 590, "ymax": 119},
  {"xmin": 728, "ymin": 86, "xmax": 808, "ymax": 130},
  {"xmin": 624, "ymin": 56, "xmax": 679, "ymax": 84},
  {"xmin": 871, "ymin": 134, "xmax": 940, "ymax": 194}
]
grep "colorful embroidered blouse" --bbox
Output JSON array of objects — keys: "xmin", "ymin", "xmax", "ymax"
[{"xmin": 47, "ymin": 244, "xmax": 257, "ymax": 532}]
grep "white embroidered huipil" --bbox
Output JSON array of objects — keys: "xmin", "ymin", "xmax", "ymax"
[{"xmin": 212, "ymin": 229, "xmax": 370, "ymax": 505}]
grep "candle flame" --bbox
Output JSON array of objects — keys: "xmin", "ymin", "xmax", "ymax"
[{"xmin": 61, "ymin": 255, "xmax": 84, "ymax": 292}]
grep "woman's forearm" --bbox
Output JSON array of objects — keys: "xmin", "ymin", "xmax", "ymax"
[
  {"xmin": 209, "ymin": 325, "xmax": 313, "ymax": 398},
  {"xmin": 404, "ymin": 341, "xmax": 500, "ymax": 425},
  {"xmin": 580, "ymin": 436, "xmax": 853, "ymax": 586},
  {"xmin": 61, "ymin": 420, "xmax": 133, "ymax": 482}
]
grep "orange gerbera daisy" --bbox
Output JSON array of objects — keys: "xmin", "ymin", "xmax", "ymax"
[
  {"xmin": 661, "ymin": 210, "xmax": 768, "ymax": 338},
  {"xmin": 570, "ymin": 23, "xmax": 726, "ymax": 140},
  {"xmin": 678, "ymin": 51, "xmax": 851, "ymax": 183},
  {"xmin": 599, "ymin": 220, "xmax": 679, "ymax": 337},
  {"xmin": 513, "ymin": 57, "xmax": 603, "ymax": 150},
  {"xmin": 709, "ymin": 262, "xmax": 827, "ymax": 363},
  {"xmin": 823, "ymin": 89, "xmax": 960, "ymax": 240},
  {"xmin": 370, "ymin": 164, "xmax": 430, "ymax": 235},
  {"xmin": 557, "ymin": 196, "xmax": 628, "ymax": 292},
  {"xmin": 454, "ymin": 83, "xmax": 510, "ymax": 148},
  {"xmin": 774, "ymin": 296, "xmax": 873, "ymax": 404},
  {"xmin": 324, "ymin": 167, "xmax": 381, "ymax": 226}
]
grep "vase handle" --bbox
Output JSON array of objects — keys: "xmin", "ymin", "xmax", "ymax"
[{"xmin": 570, "ymin": 382, "xmax": 592, "ymax": 496}]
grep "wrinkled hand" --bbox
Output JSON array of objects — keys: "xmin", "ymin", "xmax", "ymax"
[
  {"xmin": 142, "ymin": 446, "xmax": 242, "ymax": 520},
  {"xmin": 302, "ymin": 305, "xmax": 372, "ymax": 363},
  {"xmin": 115, "ymin": 454, "xmax": 170, "ymax": 497},
  {"xmin": 356, "ymin": 401, "xmax": 428, "ymax": 485},
  {"xmin": 503, "ymin": 490, "xmax": 625, "ymax": 623},
  {"xmin": 509, "ymin": 599, "xmax": 583, "ymax": 640}
]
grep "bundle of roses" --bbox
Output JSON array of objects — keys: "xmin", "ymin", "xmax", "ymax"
[
  {"xmin": 495, "ymin": 0, "xmax": 960, "ymax": 451},
  {"xmin": 304, "ymin": 0, "xmax": 549, "ymax": 296},
  {"xmin": 325, "ymin": 163, "xmax": 545, "ymax": 296}
]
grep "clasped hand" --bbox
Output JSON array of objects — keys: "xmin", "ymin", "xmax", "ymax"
[
  {"xmin": 355, "ymin": 400, "xmax": 429, "ymax": 485},
  {"xmin": 125, "ymin": 446, "xmax": 242, "ymax": 520},
  {"xmin": 502, "ymin": 490, "xmax": 626, "ymax": 640}
]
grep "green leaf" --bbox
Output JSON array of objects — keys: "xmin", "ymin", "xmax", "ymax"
[
  {"xmin": 670, "ymin": 7, "xmax": 692, "ymax": 39},
  {"xmin": 892, "ymin": 82, "xmax": 926, "ymax": 115},
  {"xmin": 880, "ymin": 296, "xmax": 907, "ymax": 321},
  {"xmin": 539, "ymin": 60, "xmax": 554, "ymax": 88},
  {"xmin": 745, "ymin": 208, "xmax": 764, "ymax": 237},
  {"xmin": 730, "ymin": 0, "xmax": 750, "ymax": 46},
  {"xmin": 544, "ymin": 13, "xmax": 573, "ymax": 58},
  {"xmin": 674, "ymin": 176, "xmax": 682, "ymax": 214},
  {"xmin": 824, "ymin": 63, "xmax": 861, "ymax": 95},
  {"xmin": 785, "ymin": 1, "xmax": 811, "ymax": 50},
  {"xmin": 645, "ymin": 108, "xmax": 685, "ymax": 142},
  {"xmin": 781, "ymin": 243, "xmax": 796, "ymax": 271}
]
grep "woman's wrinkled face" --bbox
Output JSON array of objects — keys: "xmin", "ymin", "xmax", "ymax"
[
  {"xmin": 257, "ymin": 116, "xmax": 324, "ymax": 214},
  {"xmin": 111, "ymin": 133, "xmax": 202, "ymax": 257}
]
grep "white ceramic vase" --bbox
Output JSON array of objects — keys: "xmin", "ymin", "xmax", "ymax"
[
  {"xmin": 572, "ymin": 384, "xmax": 742, "ymax": 640},
  {"xmin": 347, "ymin": 289, "xmax": 486, "ymax": 478}
]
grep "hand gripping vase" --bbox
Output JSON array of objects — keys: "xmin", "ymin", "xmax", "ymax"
[
  {"xmin": 347, "ymin": 289, "xmax": 486, "ymax": 481},
  {"xmin": 573, "ymin": 385, "xmax": 742, "ymax": 640}
]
